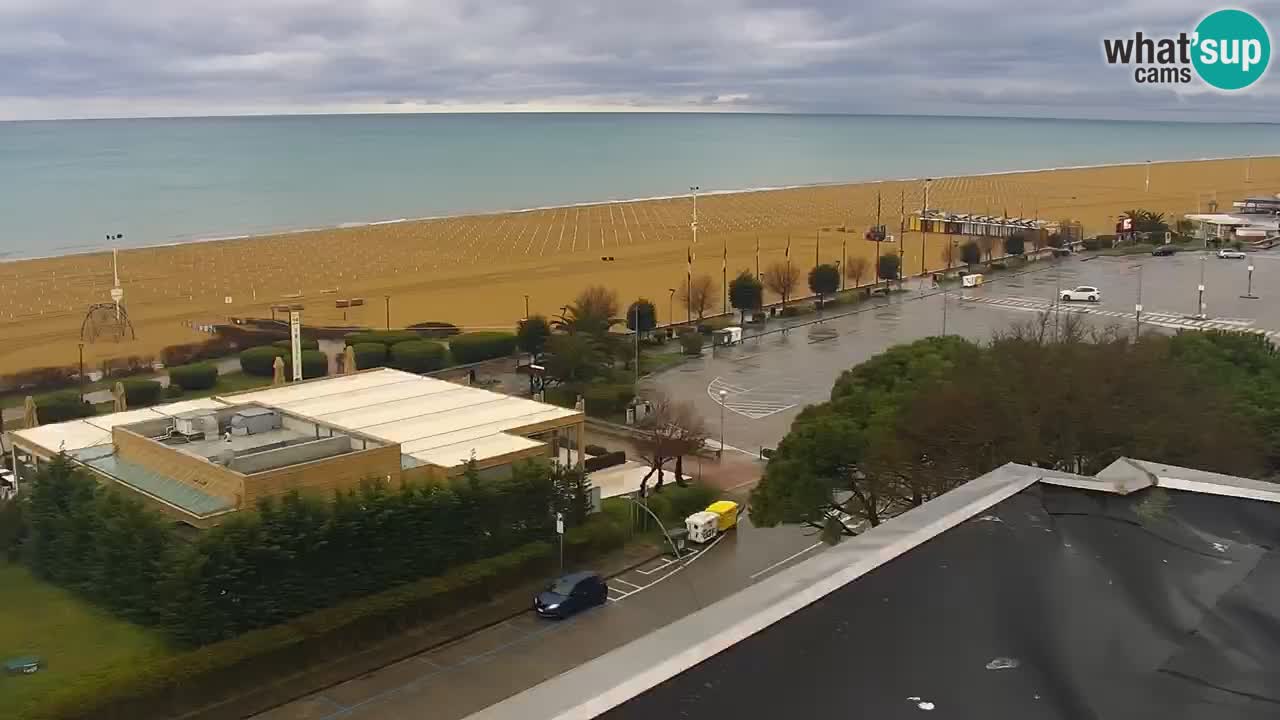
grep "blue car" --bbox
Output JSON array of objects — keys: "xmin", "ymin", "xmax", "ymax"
[{"xmin": 534, "ymin": 572, "xmax": 608, "ymax": 619}]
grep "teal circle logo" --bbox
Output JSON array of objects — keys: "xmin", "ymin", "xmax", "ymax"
[{"xmin": 1192, "ymin": 9, "xmax": 1271, "ymax": 90}]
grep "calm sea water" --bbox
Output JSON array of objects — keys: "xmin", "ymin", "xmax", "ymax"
[{"xmin": 1, "ymin": 113, "xmax": 1277, "ymax": 260}]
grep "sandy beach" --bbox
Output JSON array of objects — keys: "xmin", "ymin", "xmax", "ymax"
[{"xmin": 1, "ymin": 156, "xmax": 1274, "ymax": 376}]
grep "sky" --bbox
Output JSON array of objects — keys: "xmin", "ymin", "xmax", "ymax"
[{"xmin": 1, "ymin": 0, "xmax": 1278, "ymax": 121}]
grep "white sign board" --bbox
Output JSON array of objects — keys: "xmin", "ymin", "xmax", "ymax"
[
  {"xmin": 289, "ymin": 310, "xmax": 303, "ymax": 382},
  {"xmin": 555, "ymin": 512, "xmax": 564, "ymax": 535}
]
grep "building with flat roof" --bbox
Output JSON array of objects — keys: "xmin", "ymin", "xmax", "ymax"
[
  {"xmin": 5, "ymin": 368, "xmax": 584, "ymax": 528},
  {"xmin": 471, "ymin": 458, "xmax": 1280, "ymax": 720}
]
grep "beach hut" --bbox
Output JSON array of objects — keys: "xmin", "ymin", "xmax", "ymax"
[
  {"xmin": 343, "ymin": 345, "xmax": 357, "ymax": 375},
  {"xmin": 272, "ymin": 356, "xmax": 286, "ymax": 386},
  {"xmin": 22, "ymin": 397, "xmax": 38, "ymax": 429}
]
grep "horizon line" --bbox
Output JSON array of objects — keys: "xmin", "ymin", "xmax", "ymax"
[{"xmin": 4, "ymin": 108, "xmax": 1280, "ymax": 126}]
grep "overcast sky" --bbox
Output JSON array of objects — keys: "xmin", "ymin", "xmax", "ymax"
[{"xmin": 1, "ymin": 0, "xmax": 1277, "ymax": 121}]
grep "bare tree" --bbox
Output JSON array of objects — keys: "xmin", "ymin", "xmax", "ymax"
[
  {"xmin": 762, "ymin": 260, "xmax": 801, "ymax": 309},
  {"xmin": 978, "ymin": 236, "xmax": 995, "ymax": 263},
  {"xmin": 635, "ymin": 392, "xmax": 709, "ymax": 494},
  {"xmin": 845, "ymin": 256, "xmax": 869, "ymax": 289},
  {"xmin": 679, "ymin": 274, "xmax": 718, "ymax": 322}
]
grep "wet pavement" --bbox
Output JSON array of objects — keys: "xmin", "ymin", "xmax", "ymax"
[
  {"xmin": 649, "ymin": 249, "xmax": 1280, "ymax": 455},
  {"xmin": 252, "ymin": 514, "xmax": 820, "ymax": 720}
]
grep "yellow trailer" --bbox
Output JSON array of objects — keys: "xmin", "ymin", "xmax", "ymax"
[{"xmin": 705, "ymin": 501, "xmax": 740, "ymax": 531}]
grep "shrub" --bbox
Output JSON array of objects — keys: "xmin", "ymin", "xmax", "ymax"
[
  {"xmin": 584, "ymin": 444, "xmax": 608, "ymax": 457},
  {"xmin": 390, "ymin": 340, "xmax": 448, "ymax": 373},
  {"xmin": 449, "ymin": 332, "xmax": 518, "ymax": 365},
  {"xmin": 239, "ymin": 346, "xmax": 288, "ymax": 377},
  {"xmin": 120, "ymin": 379, "xmax": 163, "ymax": 407},
  {"xmin": 36, "ymin": 391, "xmax": 96, "ymax": 422},
  {"xmin": 271, "ymin": 338, "xmax": 319, "ymax": 351},
  {"xmin": 160, "ymin": 338, "xmax": 235, "ymax": 367},
  {"xmin": 344, "ymin": 330, "xmax": 421, "ymax": 347},
  {"xmin": 581, "ymin": 383, "xmax": 635, "ymax": 417},
  {"xmin": 779, "ymin": 305, "xmax": 807, "ymax": 318},
  {"xmin": 407, "ymin": 321, "xmax": 462, "ymax": 339},
  {"xmin": 544, "ymin": 386, "xmax": 578, "ymax": 409},
  {"xmin": 351, "ymin": 342, "xmax": 388, "ymax": 370},
  {"xmin": 680, "ymin": 332, "xmax": 704, "ymax": 356},
  {"xmin": 564, "ymin": 515, "xmax": 627, "ymax": 561},
  {"xmin": 169, "ymin": 363, "xmax": 218, "ymax": 391},
  {"xmin": 285, "ymin": 351, "xmax": 329, "ymax": 380},
  {"xmin": 584, "ymin": 450, "xmax": 627, "ymax": 472},
  {"xmin": 164, "ymin": 384, "xmax": 185, "ymax": 399}
]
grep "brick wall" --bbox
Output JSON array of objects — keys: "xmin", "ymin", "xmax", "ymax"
[
  {"xmin": 244, "ymin": 443, "xmax": 402, "ymax": 505},
  {"xmin": 113, "ymin": 428, "xmax": 245, "ymax": 507}
]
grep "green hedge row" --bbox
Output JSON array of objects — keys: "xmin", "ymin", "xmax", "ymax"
[
  {"xmin": 390, "ymin": 340, "xmax": 448, "ymax": 373},
  {"xmin": 286, "ymin": 350, "xmax": 329, "ymax": 380},
  {"xmin": 351, "ymin": 342, "xmax": 388, "ymax": 370},
  {"xmin": 680, "ymin": 332, "xmax": 704, "ymax": 355},
  {"xmin": 168, "ymin": 363, "xmax": 218, "ymax": 391},
  {"xmin": 642, "ymin": 483, "xmax": 717, "ymax": 524},
  {"xmin": 32, "ymin": 542, "xmax": 557, "ymax": 720},
  {"xmin": 271, "ymin": 338, "xmax": 319, "ymax": 351},
  {"xmin": 448, "ymin": 332, "xmax": 517, "ymax": 365},
  {"xmin": 35, "ymin": 391, "xmax": 96, "ymax": 422},
  {"xmin": 239, "ymin": 346, "xmax": 287, "ymax": 377},
  {"xmin": 581, "ymin": 383, "xmax": 635, "ymax": 417},
  {"xmin": 120, "ymin": 379, "xmax": 162, "ymax": 407}
]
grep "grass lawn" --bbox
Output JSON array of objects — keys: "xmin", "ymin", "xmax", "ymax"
[{"xmin": 0, "ymin": 563, "xmax": 174, "ymax": 720}]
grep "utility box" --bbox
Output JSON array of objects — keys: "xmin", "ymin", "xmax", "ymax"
[
  {"xmin": 962, "ymin": 273, "xmax": 985, "ymax": 288},
  {"xmin": 685, "ymin": 511, "xmax": 720, "ymax": 543},
  {"xmin": 174, "ymin": 410, "xmax": 218, "ymax": 438},
  {"xmin": 713, "ymin": 326, "xmax": 744, "ymax": 346},
  {"xmin": 230, "ymin": 408, "xmax": 281, "ymax": 436}
]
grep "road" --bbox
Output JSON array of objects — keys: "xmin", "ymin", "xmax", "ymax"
[
  {"xmin": 253, "ymin": 514, "xmax": 821, "ymax": 720},
  {"xmin": 649, "ymin": 249, "xmax": 1280, "ymax": 454}
]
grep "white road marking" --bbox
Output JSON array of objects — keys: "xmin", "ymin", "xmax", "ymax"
[
  {"xmin": 749, "ymin": 542, "xmax": 823, "ymax": 580},
  {"xmin": 963, "ymin": 295, "xmax": 1276, "ymax": 335},
  {"xmin": 613, "ymin": 578, "xmax": 643, "ymax": 590}
]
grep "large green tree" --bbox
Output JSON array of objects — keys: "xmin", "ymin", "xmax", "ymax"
[
  {"xmin": 728, "ymin": 270, "xmax": 764, "ymax": 324},
  {"xmin": 517, "ymin": 315, "xmax": 552, "ymax": 361},
  {"xmin": 808, "ymin": 263, "xmax": 840, "ymax": 308}
]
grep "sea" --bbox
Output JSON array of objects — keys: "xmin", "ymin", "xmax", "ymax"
[{"xmin": 1, "ymin": 113, "xmax": 1277, "ymax": 261}]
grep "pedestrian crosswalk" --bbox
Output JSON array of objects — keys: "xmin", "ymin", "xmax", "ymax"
[
  {"xmin": 963, "ymin": 295, "xmax": 1280, "ymax": 337},
  {"xmin": 708, "ymin": 376, "xmax": 800, "ymax": 419}
]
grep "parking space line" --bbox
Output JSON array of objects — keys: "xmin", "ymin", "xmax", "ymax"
[
  {"xmin": 613, "ymin": 578, "xmax": 643, "ymax": 590},
  {"xmin": 749, "ymin": 542, "xmax": 823, "ymax": 580}
]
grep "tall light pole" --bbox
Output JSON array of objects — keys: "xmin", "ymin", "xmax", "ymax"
[
  {"xmin": 668, "ymin": 288, "xmax": 676, "ymax": 327},
  {"xmin": 920, "ymin": 179, "xmax": 932, "ymax": 277},
  {"xmin": 718, "ymin": 389, "xmax": 727, "ymax": 459},
  {"xmin": 523, "ymin": 294, "xmax": 529, "ymax": 320},
  {"xmin": 1133, "ymin": 263, "xmax": 1144, "ymax": 338},
  {"xmin": 1145, "ymin": 160, "xmax": 1151, "ymax": 193},
  {"xmin": 1197, "ymin": 251, "xmax": 1207, "ymax": 319},
  {"xmin": 107, "ymin": 235, "xmax": 125, "ymax": 321},
  {"xmin": 384, "ymin": 295, "xmax": 391, "ymax": 330},
  {"xmin": 841, "ymin": 235, "xmax": 847, "ymax": 292},
  {"xmin": 633, "ymin": 304, "xmax": 640, "ymax": 384},
  {"xmin": 690, "ymin": 185, "xmax": 700, "ymax": 249}
]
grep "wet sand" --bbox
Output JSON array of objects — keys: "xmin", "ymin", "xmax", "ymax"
[{"xmin": 0, "ymin": 156, "xmax": 1273, "ymax": 375}]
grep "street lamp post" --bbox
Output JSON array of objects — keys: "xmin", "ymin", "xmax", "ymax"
[
  {"xmin": 1242, "ymin": 264, "xmax": 1258, "ymax": 299},
  {"xmin": 1197, "ymin": 252, "xmax": 1207, "ymax": 319},
  {"xmin": 668, "ymin": 288, "xmax": 676, "ymax": 327},
  {"xmin": 78, "ymin": 342, "xmax": 85, "ymax": 401},
  {"xmin": 1133, "ymin": 264, "xmax": 1144, "ymax": 338},
  {"xmin": 841, "ymin": 236, "xmax": 847, "ymax": 292},
  {"xmin": 523, "ymin": 294, "xmax": 529, "ymax": 320},
  {"xmin": 920, "ymin": 179, "xmax": 932, "ymax": 278},
  {"xmin": 718, "ymin": 389, "xmax": 727, "ymax": 460},
  {"xmin": 384, "ymin": 295, "xmax": 391, "ymax": 330}
]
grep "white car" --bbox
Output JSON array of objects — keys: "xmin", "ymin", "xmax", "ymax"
[
  {"xmin": 1061, "ymin": 285, "xmax": 1101, "ymax": 302},
  {"xmin": 1217, "ymin": 248, "xmax": 1247, "ymax": 259}
]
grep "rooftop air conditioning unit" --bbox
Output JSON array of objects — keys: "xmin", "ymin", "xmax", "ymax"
[{"xmin": 174, "ymin": 410, "xmax": 218, "ymax": 438}]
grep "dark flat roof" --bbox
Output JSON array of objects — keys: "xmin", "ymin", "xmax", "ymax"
[{"xmin": 598, "ymin": 483, "xmax": 1280, "ymax": 720}]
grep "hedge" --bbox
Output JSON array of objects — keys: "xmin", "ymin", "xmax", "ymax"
[
  {"xmin": 285, "ymin": 350, "xmax": 329, "ymax": 380},
  {"xmin": 563, "ymin": 514, "xmax": 627, "ymax": 561},
  {"xmin": 351, "ymin": 342, "xmax": 388, "ymax": 370},
  {"xmin": 390, "ymin": 340, "xmax": 448, "ymax": 373},
  {"xmin": 642, "ymin": 482, "xmax": 716, "ymax": 525},
  {"xmin": 449, "ymin": 332, "xmax": 518, "ymax": 365},
  {"xmin": 31, "ymin": 542, "xmax": 558, "ymax": 720},
  {"xmin": 120, "ymin": 379, "xmax": 163, "ymax": 407},
  {"xmin": 680, "ymin": 332, "xmax": 704, "ymax": 355},
  {"xmin": 271, "ymin": 338, "xmax": 319, "ymax": 351},
  {"xmin": 344, "ymin": 330, "xmax": 421, "ymax": 348},
  {"xmin": 584, "ymin": 444, "xmax": 609, "ymax": 457},
  {"xmin": 239, "ymin": 346, "xmax": 288, "ymax": 377},
  {"xmin": 35, "ymin": 391, "xmax": 96, "ymax": 423},
  {"xmin": 168, "ymin": 363, "xmax": 218, "ymax": 391},
  {"xmin": 584, "ymin": 450, "xmax": 627, "ymax": 472},
  {"xmin": 581, "ymin": 383, "xmax": 636, "ymax": 417}
]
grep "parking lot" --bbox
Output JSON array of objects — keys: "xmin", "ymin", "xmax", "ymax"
[
  {"xmin": 255, "ymin": 513, "xmax": 820, "ymax": 720},
  {"xmin": 651, "ymin": 249, "xmax": 1280, "ymax": 454}
]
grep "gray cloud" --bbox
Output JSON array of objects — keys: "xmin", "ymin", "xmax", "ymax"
[{"xmin": 0, "ymin": 0, "xmax": 1278, "ymax": 120}]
